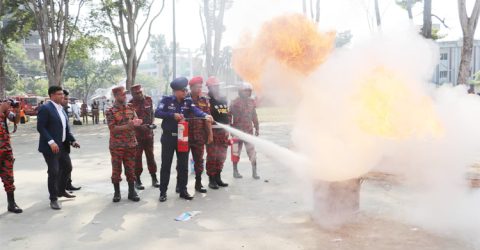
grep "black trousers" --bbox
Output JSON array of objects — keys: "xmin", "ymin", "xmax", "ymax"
[
  {"xmin": 43, "ymin": 149, "xmax": 69, "ymax": 201},
  {"xmin": 160, "ymin": 134, "xmax": 189, "ymax": 194},
  {"xmin": 60, "ymin": 152, "xmax": 73, "ymax": 188}
]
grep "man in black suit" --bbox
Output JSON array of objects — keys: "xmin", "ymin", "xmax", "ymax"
[
  {"xmin": 37, "ymin": 86, "xmax": 80, "ymax": 210},
  {"xmin": 61, "ymin": 90, "xmax": 81, "ymax": 192}
]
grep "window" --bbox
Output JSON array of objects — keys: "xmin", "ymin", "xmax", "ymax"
[
  {"xmin": 440, "ymin": 53, "xmax": 448, "ymax": 60},
  {"xmin": 440, "ymin": 71, "xmax": 448, "ymax": 78}
]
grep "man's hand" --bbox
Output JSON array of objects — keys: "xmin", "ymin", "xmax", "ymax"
[
  {"xmin": 255, "ymin": 130, "xmax": 259, "ymax": 136},
  {"xmin": 132, "ymin": 118, "xmax": 143, "ymax": 127},
  {"xmin": 174, "ymin": 113, "xmax": 184, "ymax": 121},
  {"xmin": 207, "ymin": 133, "xmax": 213, "ymax": 144},
  {"xmin": 205, "ymin": 115, "xmax": 213, "ymax": 123},
  {"xmin": 50, "ymin": 143, "xmax": 60, "ymax": 154},
  {"xmin": 72, "ymin": 141, "xmax": 80, "ymax": 148}
]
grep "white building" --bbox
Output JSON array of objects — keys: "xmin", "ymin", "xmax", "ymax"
[{"xmin": 433, "ymin": 39, "xmax": 480, "ymax": 85}]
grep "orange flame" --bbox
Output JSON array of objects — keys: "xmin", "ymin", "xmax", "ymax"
[
  {"xmin": 233, "ymin": 14, "xmax": 336, "ymax": 91},
  {"xmin": 354, "ymin": 67, "xmax": 444, "ymax": 139}
]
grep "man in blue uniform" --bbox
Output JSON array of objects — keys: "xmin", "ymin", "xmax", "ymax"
[{"xmin": 155, "ymin": 77, "xmax": 213, "ymax": 202}]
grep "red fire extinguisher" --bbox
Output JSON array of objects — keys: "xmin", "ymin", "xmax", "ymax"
[
  {"xmin": 177, "ymin": 120, "xmax": 189, "ymax": 152},
  {"xmin": 230, "ymin": 137, "xmax": 240, "ymax": 162}
]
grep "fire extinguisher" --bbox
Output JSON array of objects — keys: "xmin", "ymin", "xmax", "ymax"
[
  {"xmin": 177, "ymin": 120, "xmax": 189, "ymax": 152},
  {"xmin": 230, "ymin": 137, "xmax": 240, "ymax": 162}
]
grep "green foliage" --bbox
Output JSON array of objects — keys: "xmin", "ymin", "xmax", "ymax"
[
  {"xmin": 335, "ymin": 31, "xmax": 353, "ymax": 48},
  {"xmin": 0, "ymin": 0, "xmax": 36, "ymax": 43},
  {"xmin": 395, "ymin": 0, "xmax": 422, "ymax": 10}
]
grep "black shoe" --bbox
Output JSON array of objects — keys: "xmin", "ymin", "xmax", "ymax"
[
  {"xmin": 66, "ymin": 184, "xmax": 81, "ymax": 191},
  {"xmin": 159, "ymin": 192, "xmax": 167, "ymax": 202},
  {"xmin": 113, "ymin": 183, "xmax": 121, "ymax": 202},
  {"xmin": 179, "ymin": 190, "xmax": 194, "ymax": 200},
  {"xmin": 135, "ymin": 176, "xmax": 145, "ymax": 190},
  {"xmin": 208, "ymin": 176, "xmax": 219, "ymax": 189},
  {"xmin": 6, "ymin": 192, "xmax": 22, "ymax": 213},
  {"xmin": 50, "ymin": 200, "xmax": 61, "ymax": 210},
  {"xmin": 58, "ymin": 192, "xmax": 76, "ymax": 198},
  {"xmin": 215, "ymin": 174, "xmax": 229, "ymax": 187},
  {"xmin": 128, "ymin": 182, "xmax": 140, "ymax": 202},
  {"xmin": 175, "ymin": 186, "xmax": 180, "ymax": 193},
  {"xmin": 151, "ymin": 173, "xmax": 160, "ymax": 188},
  {"xmin": 195, "ymin": 179, "xmax": 207, "ymax": 193}
]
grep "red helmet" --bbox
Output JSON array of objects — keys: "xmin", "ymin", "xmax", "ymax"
[
  {"xmin": 189, "ymin": 76, "xmax": 203, "ymax": 86},
  {"xmin": 206, "ymin": 76, "xmax": 220, "ymax": 87}
]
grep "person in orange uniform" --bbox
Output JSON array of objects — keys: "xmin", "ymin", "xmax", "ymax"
[
  {"xmin": 129, "ymin": 84, "xmax": 160, "ymax": 189},
  {"xmin": 106, "ymin": 86, "xmax": 143, "ymax": 203},
  {"xmin": 187, "ymin": 76, "xmax": 213, "ymax": 193}
]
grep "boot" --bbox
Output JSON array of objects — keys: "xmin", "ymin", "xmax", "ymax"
[
  {"xmin": 195, "ymin": 175, "xmax": 207, "ymax": 193},
  {"xmin": 151, "ymin": 173, "xmax": 160, "ymax": 188},
  {"xmin": 7, "ymin": 192, "xmax": 22, "ymax": 214},
  {"xmin": 159, "ymin": 192, "xmax": 167, "ymax": 202},
  {"xmin": 113, "ymin": 183, "xmax": 121, "ymax": 202},
  {"xmin": 66, "ymin": 183, "xmax": 81, "ymax": 191},
  {"xmin": 128, "ymin": 182, "xmax": 140, "ymax": 202},
  {"xmin": 233, "ymin": 164, "xmax": 243, "ymax": 179},
  {"xmin": 215, "ymin": 173, "xmax": 229, "ymax": 187},
  {"xmin": 252, "ymin": 163, "xmax": 260, "ymax": 180},
  {"xmin": 135, "ymin": 175, "xmax": 145, "ymax": 190},
  {"xmin": 208, "ymin": 176, "xmax": 219, "ymax": 189},
  {"xmin": 179, "ymin": 190, "xmax": 194, "ymax": 200}
]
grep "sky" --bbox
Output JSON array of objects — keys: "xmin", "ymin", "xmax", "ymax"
[{"xmin": 142, "ymin": 0, "xmax": 479, "ymax": 55}]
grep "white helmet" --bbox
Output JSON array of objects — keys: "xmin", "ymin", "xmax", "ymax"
[{"xmin": 239, "ymin": 82, "xmax": 253, "ymax": 91}]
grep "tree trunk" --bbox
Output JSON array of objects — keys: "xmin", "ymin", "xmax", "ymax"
[
  {"xmin": 204, "ymin": 0, "xmax": 213, "ymax": 76},
  {"xmin": 172, "ymin": 0, "xmax": 177, "ymax": 79},
  {"xmin": 458, "ymin": 34, "xmax": 474, "ymax": 85},
  {"xmin": 457, "ymin": 0, "xmax": 480, "ymax": 85},
  {"xmin": 212, "ymin": 0, "xmax": 226, "ymax": 76},
  {"xmin": 374, "ymin": 0, "xmax": 382, "ymax": 28},
  {"xmin": 422, "ymin": 0, "xmax": 432, "ymax": 38},
  {"xmin": 315, "ymin": 0, "xmax": 320, "ymax": 24},
  {"xmin": 407, "ymin": 0, "xmax": 413, "ymax": 20},
  {"xmin": 0, "ymin": 47, "xmax": 6, "ymax": 99},
  {"xmin": 302, "ymin": 0, "xmax": 307, "ymax": 15}
]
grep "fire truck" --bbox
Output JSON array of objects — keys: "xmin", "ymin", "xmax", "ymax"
[{"xmin": 9, "ymin": 95, "xmax": 47, "ymax": 116}]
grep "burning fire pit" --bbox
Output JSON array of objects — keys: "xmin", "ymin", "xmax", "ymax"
[{"xmin": 312, "ymin": 178, "xmax": 362, "ymax": 227}]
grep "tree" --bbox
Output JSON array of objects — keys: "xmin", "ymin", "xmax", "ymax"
[
  {"xmin": 374, "ymin": 0, "xmax": 381, "ymax": 28},
  {"xmin": 457, "ymin": 0, "xmax": 480, "ymax": 85},
  {"xmin": 100, "ymin": 0, "xmax": 166, "ymax": 90},
  {"xmin": 64, "ymin": 34, "xmax": 122, "ymax": 101},
  {"xmin": 422, "ymin": 0, "xmax": 432, "ymax": 38},
  {"xmin": 23, "ymin": 0, "xmax": 86, "ymax": 87},
  {"xmin": 302, "ymin": 0, "xmax": 320, "ymax": 24},
  {"xmin": 150, "ymin": 34, "xmax": 173, "ymax": 90},
  {"xmin": 0, "ymin": 0, "xmax": 35, "ymax": 98},
  {"xmin": 199, "ymin": 0, "xmax": 233, "ymax": 76},
  {"xmin": 395, "ymin": 0, "xmax": 422, "ymax": 20}
]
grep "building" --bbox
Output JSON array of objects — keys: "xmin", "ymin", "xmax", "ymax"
[
  {"xmin": 22, "ymin": 32, "xmax": 42, "ymax": 61},
  {"xmin": 433, "ymin": 39, "xmax": 480, "ymax": 85}
]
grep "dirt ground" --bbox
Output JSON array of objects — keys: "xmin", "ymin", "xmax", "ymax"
[{"xmin": 0, "ymin": 118, "xmax": 476, "ymax": 250}]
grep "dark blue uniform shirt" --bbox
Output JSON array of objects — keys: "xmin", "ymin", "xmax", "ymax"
[{"xmin": 155, "ymin": 95, "xmax": 207, "ymax": 134}]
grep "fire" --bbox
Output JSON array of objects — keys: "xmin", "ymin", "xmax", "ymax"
[
  {"xmin": 233, "ymin": 14, "xmax": 335, "ymax": 91},
  {"xmin": 354, "ymin": 67, "xmax": 444, "ymax": 139}
]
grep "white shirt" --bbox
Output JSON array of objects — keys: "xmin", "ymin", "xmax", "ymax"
[{"xmin": 48, "ymin": 101, "xmax": 67, "ymax": 145}]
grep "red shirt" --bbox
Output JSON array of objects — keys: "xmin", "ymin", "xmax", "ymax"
[{"xmin": 106, "ymin": 103, "xmax": 138, "ymax": 149}]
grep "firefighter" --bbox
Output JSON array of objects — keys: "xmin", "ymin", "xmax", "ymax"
[
  {"xmin": 129, "ymin": 84, "xmax": 160, "ymax": 189},
  {"xmin": 106, "ymin": 86, "xmax": 143, "ymax": 202},
  {"xmin": 155, "ymin": 77, "xmax": 213, "ymax": 202},
  {"xmin": 187, "ymin": 76, "xmax": 213, "ymax": 193},
  {"xmin": 205, "ymin": 76, "xmax": 230, "ymax": 190},
  {"xmin": 0, "ymin": 100, "xmax": 22, "ymax": 213},
  {"xmin": 230, "ymin": 82, "xmax": 260, "ymax": 179}
]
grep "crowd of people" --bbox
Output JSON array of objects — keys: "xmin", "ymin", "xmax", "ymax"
[{"xmin": 0, "ymin": 75, "xmax": 261, "ymax": 212}]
